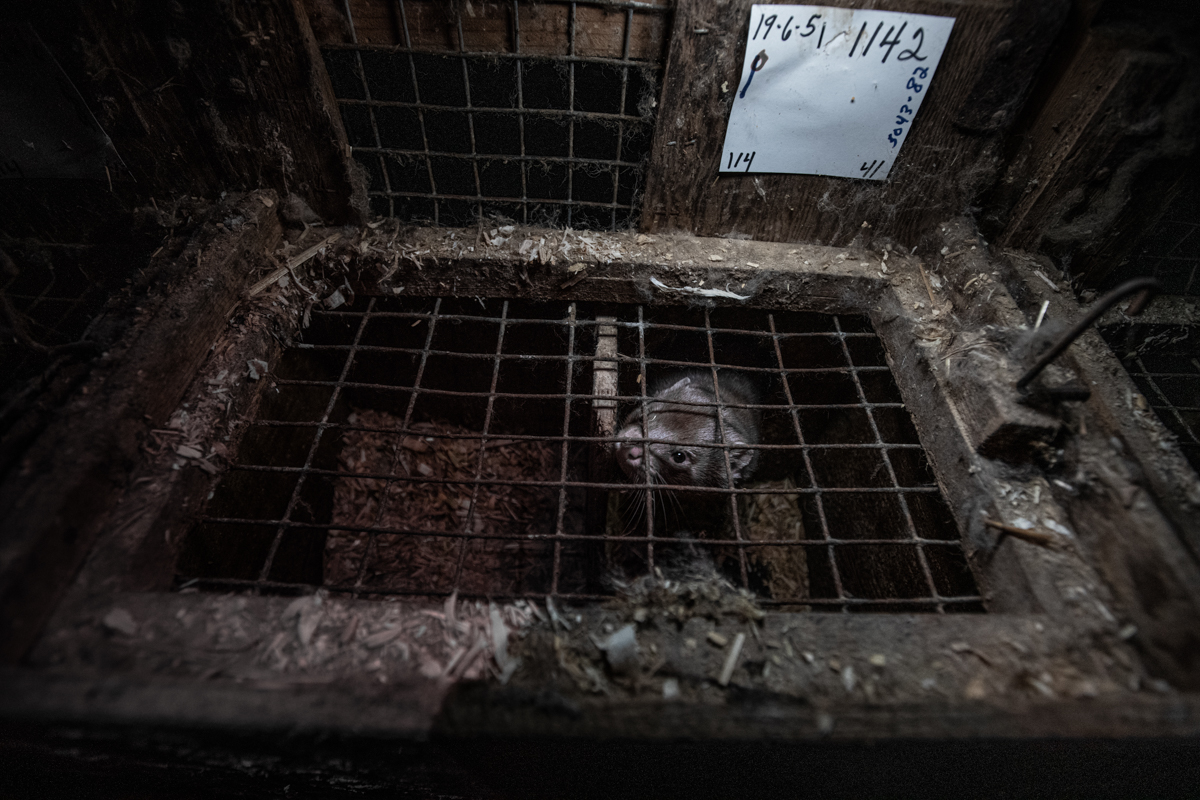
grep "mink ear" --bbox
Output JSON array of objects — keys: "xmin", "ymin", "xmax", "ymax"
[
  {"xmin": 727, "ymin": 447, "xmax": 757, "ymax": 483},
  {"xmin": 660, "ymin": 375, "xmax": 691, "ymax": 394}
]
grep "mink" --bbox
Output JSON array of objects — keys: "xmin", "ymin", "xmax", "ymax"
[{"xmin": 614, "ymin": 369, "xmax": 762, "ymax": 489}]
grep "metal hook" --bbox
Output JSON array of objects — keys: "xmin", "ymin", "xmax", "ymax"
[{"xmin": 1015, "ymin": 277, "xmax": 1163, "ymax": 391}]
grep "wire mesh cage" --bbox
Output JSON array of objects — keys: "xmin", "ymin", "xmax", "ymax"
[
  {"xmin": 0, "ymin": 244, "xmax": 107, "ymax": 400},
  {"xmin": 1101, "ymin": 323, "xmax": 1200, "ymax": 475},
  {"xmin": 1099, "ymin": 178, "xmax": 1200, "ymax": 297},
  {"xmin": 179, "ymin": 295, "xmax": 983, "ymax": 613},
  {"xmin": 309, "ymin": 0, "xmax": 671, "ymax": 229}
]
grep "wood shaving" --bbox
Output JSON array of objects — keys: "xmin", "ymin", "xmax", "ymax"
[{"xmin": 325, "ymin": 410, "xmax": 560, "ymax": 595}]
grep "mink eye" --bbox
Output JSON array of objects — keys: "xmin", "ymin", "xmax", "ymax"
[{"xmin": 671, "ymin": 450, "xmax": 687, "ymax": 464}]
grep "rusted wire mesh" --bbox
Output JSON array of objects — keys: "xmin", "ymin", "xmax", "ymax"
[
  {"xmin": 1101, "ymin": 323, "xmax": 1200, "ymax": 474},
  {"xmin": 317, "ymin": 0, "xmax": 670, "ymax": 229},
  {"xmin": 180, "ymin": 296, "xmax": 983, "ymax": 613}
]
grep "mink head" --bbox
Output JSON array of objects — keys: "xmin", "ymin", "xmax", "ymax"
[{"xmin": 614, "ymin": 371, "xmax": 761, "ymax": 489}]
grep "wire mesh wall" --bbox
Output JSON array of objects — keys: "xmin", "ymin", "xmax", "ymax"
[
  {"xmin": 179, "ymin": 296, "xmax": 983, "ymax": 613},
  {"xmin": 1101, "ymin": 323, "xmax": 1200, "ymax": 475},
  {"xmin": 1100, "ymin": 175, "xmax": 1200, "ymax": 296},
  {"xmin": 310, "ymin": 0, "xmax": 671, "ymax": 229},
  {"xmin": 0, "ymin": 245, "xmax": 106, "ymax": 398}
]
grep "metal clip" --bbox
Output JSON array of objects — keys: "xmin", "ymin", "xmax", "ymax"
[{"xmin": 1015, "ymin": 277, "xmax": 1162, "ymax": 392}]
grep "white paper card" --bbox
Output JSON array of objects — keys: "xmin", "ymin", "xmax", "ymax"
[{"xmin": 720, "ymin": 5, "xmax": 955, "ymax": 180}]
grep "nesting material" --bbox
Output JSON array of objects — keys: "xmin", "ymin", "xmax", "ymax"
[
  {"xmin": 737, "ymin": 477, "xmax": 810, "ymax": 603},
  {"xmin": 325, "ymin": 410, "xmax": 560, "ymax": 595},
  {"xmin": 609, "ymin": 556, "xmax": 765, "ymax": 625}
]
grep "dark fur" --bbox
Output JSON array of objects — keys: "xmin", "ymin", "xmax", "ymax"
[{"xmin": 614, "ymin": 369, "xmax": 762, "ymax": 489}]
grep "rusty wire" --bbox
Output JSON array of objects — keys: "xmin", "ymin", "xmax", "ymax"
[
  {"xmin": 327, "ymin": 0, "xmax": 669, "ymax": 229},
  {"xmin": 183, "ymin": 297, "xmax": 983, "ymax": 613}
]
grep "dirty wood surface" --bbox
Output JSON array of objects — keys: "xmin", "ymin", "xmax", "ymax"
[
  {"xmin": 14, "ymin": 588, "xmax": 1150, "ymax": 733},
  {"xmin": 49, "ymin": 0, "xmax": 357, "ymax": 223},
  {"xmin": 306, "ymin": 0, "xmax": 673, "ymax": 60},
  {"xmin": 8, "ymin": 213, "xmax": 1200, "ymax": 752},
  {"xmin": 1003, "ymin": 255, "xmax": 1200, "ymax": 691},
  {"xmin": 640, "ymin": 0, "xmax": 1069, "ymax": 246},
  {"xmin": 0, "ymin": 193, "xmax": 282, "ymax": 664},
  {"xmin": 990, "ymin": 26, "xmax": 1194, "ymax": 287}
]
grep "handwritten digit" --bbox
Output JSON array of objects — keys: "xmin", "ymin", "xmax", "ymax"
[
  {"xmin": 878, "ymin": 21, "xmax": 906, "ymax": 63},
  {"xmin": 800, "ymin": 14, "xmax": 820, "ymax": 38},
  {"xmin": 849, "ymin": 21, "xmax": 867, "ymax": 57},
  {"xmin": 893, "ymin": 128, "xmax": 904, "ymax": 137},
  {"xmin": 752, "ymin": 13, "xmax": 765, "ymax": 40},
  {"xmin": 900, "ymin": 104, "xmax": 913, "ymax": 115},
  {"xmin": 862, "ymin": 21, "xmax": 883, "ymax": 57},
  {"xmin": 727, "ymin": 152, "xmax": 735, "ymax": 170},
  {"xmin": 739, "ymin": 50, "xmax": 769, "ymax": 98},
  {"xmin": 817, "ymin": 22, "xmax": 826, "ymax": 49},
  {"xmin": 898, "ymin": 27, "xmax": 927, "ymax": 61},
  {"xmin": 743, "ymin": 151, "xmax": 755, "ymax": 172},
  {"xmin": 896, "ymin": 115, "xmax": 909, "ymax": 125},
  {"xmin": 906, "ymin": 77, "xmax": 924, "ymax": 93},
  {"xmin": 870, "ymin": 161, "xmax": 885, "ymax": 178},
  {"xmin": 763, "ymin": 14, "xmax": 777, "ymax": 41},
  {"xmin": 888, "ymin": 134, "xmax": 898, "ymax": 147},
  {"xmin": 913, "ymin": 67, "xmax": 929, "ymax": 79},
  {"xmin": 780, "ymin": 16, "xmax": 794, "ymax": 40}
]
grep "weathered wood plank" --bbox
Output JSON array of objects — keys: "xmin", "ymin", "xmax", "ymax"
[
  {"xmin": 640, "ymin": 0, "xmax": 1069, "ymax": 246},
  {"xmin": 1001, "ymin": 254, "xmax": 1200, "ymax": 690},
  {"xmin": 39, "ymin": 0, "xmax": 359, "ymax": 223},
  {"xmin": 0, "ymin": 193, "xmax": 282, "ymax": 664},
  {"xmin": 2, "ymin": 659, "xmax": 1197, "ymax": 741},
  {"xmin": 990, "ymin": 26, "xmax": 1196, "ymax": 288},
  {"xmin": 314, "ymin": 0, "xmax": 671, "ymax": 59}
]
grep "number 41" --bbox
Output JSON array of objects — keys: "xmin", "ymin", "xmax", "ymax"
[{"xmin": 860, "ymin": 160, "xmax": 885, "ymax": 179}]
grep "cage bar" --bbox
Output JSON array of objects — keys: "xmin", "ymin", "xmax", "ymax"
[
  {"xmin": 180, "ymin": 297, "xmax": 982, "ymax": 613},
  {"xmin": 320, "ymin": 1, "xmax": 670, "ymax": 228}
]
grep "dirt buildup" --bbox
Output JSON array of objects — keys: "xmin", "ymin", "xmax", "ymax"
[
  {"xmin": 607, "ymin": 554, "xmax": 765, "ymax": 627},
  {"xmin": 325, "ymin": 409, "xmax": 560, "ymax": 595}
]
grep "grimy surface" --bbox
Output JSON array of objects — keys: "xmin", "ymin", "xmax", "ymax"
[{"xmin": 641, "ymin": 0, "xmax": 1069, "ymax": 246}]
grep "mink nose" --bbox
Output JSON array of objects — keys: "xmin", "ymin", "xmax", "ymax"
[
  {"xmin": 619, "ymin": 438, "xmax": 648, "ymax": 474},
  {"xmin": 617, "ymin": 442, "xmax": 643, "ymax": 472}
]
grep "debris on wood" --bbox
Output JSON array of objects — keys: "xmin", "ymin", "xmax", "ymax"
[
  {"xmin": 490, "ymin": 601, "xmax": 521, "ymax": 683},
  {"xmin": 250, "ymin": 232, "xmax": 341, "ymax": 296},
  {"xmin": 559, "ymin": 270, "xmax": 588, "ymax": 289},
  {"xmin": 984, "ymin": 517, "xmax": 1058, "ymax": 547},
  {"xmin": 245, "ymin": 358, "xmax": 268, "ymax": 380},
  {"xmin": 609, "ymin": 557, "xmax": 764, "ymax": 626},
  {"xmin": 102, "ymin": 608, "xmax": 138, "ymax": 636},
  {"xmin": 1032, "ymin": 268, "xmax": 1061, "ymax": 292},
  {"xmin": 717, "ymin": 631, "xmax": 746, "ymax": 686},
  {"xmin": 546, "ymin": 595, "xmax": 573, "ymax": 631},
  {"xmin": 649, "ymin": 275, "xmax": 750, "ymax": 301},
  {"xmin": 593, "ymin": 624, "xmax": 639, "ymax": 676},
  {"xmin": 841, "ymin": 664, "xmax": 857, "ymax": 693}
]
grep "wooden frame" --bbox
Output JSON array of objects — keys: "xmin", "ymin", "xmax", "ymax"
[{"xmin": 4, "ymin": 205, "xmax": 1198, "ymax": 759}]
